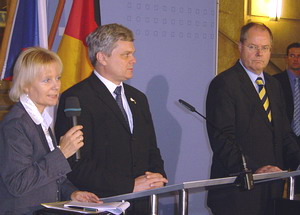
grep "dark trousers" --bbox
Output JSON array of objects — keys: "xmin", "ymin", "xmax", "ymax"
[{"xmin": 126, "ymin": 197, "xmax": 150, "ymax": 215}]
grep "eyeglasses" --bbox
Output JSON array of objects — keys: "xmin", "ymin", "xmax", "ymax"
[
  {"xmin": 244, "ymin": 44, "xmax": 271, "ymax": 53},
  {"xmin": 288, "ymin": 54, "xmax": 300, "ymax": 59}
]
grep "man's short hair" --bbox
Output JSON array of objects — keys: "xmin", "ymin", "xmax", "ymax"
[
  {"xmin": 240, "ymin": 22, "xmax": 273, "ymax": 44},
  {"xmin": 86, "ymin": 23, "xmax": 134, "ymax": 67},
  {"xmin": 286, "ymin": 42, "xmax": 300, "ymax": 56}
]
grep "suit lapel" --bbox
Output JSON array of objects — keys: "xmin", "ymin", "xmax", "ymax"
[
  {"xmin": 281, "ymin": 71, "xmax": 294, "ymax": 118},
  {"xmin": 18, "ymin": 102, "xmax": 52, "ymax": 152},
  {"xmin": 88, "ymin": 74, "xmax": 131, "ymax": 133},
  {"xmin": 49, "ymin": 128, "xmax": 58, "ymax": 147},
  {"xmin": 265, "ymin": 75, "xmax": 281, "ymax": 128},
  {"xmin": 35, "ymin": 124, "xmax": 51, "ymax": 153},
  {"xmin": 124, "ymin": 85, "xmax": 137, "ymax": 133},
  {"xmin": 282, "ymin": 71, "xmax": 293, "ymax": 104}
]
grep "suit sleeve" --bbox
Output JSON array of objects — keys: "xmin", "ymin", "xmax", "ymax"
[
  {"xmin": 61, "ymin": 178, "xmax": 78, "ymax": 200},
  {"xmin": 140, "ymin": 95, "xmax": 166, "ymax": 177},
  {"xmin": 0, "ymin": 117, "xmax": 73, "ymax": 197},
  {"xmin": 206, "ymin": 77, "xmax": 246, "ymax": 176}
]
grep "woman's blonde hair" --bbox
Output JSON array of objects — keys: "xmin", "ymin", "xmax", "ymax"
[{"xmin": 9, "ymin": 47, "xmax": 62, "ymax": 102}]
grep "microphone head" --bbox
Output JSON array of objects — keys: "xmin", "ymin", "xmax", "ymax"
[
  {"xmin": 178, "ymin": 99, "xmax": 196, "ymax": 112},
  {"xmin": 64, "ymin": 96, "xmax": 81, "ymax": 117}
]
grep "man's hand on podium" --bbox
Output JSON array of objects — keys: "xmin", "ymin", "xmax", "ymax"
[
  {"xmin": 255, "ymin": 165, "xmax": 282, "ymax": 174},
  {"xmin": 133, "ymin": 171, "xmax": 168, "ymax": 192}
]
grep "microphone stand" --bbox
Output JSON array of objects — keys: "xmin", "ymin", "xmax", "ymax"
[{"xmin": 178, "ymin": 99, "xmax": 254, "ymax": 191}]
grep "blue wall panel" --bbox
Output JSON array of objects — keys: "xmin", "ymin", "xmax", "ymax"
[
  {"xmin": 51, "ymin": 0, "xmax": 217, "ymax": 213},
  {"xmin": 100, "ymin": 1, "xmax": 217, "ymax": 214}
]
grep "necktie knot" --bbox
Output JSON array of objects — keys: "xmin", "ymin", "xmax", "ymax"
[
  {"xmin": 114, "ymin": 86, "xmax": 122, "ymax": 96},
  {"xmin": 255, "ymin": 77, "xmax": 264, "ymax": 86}
]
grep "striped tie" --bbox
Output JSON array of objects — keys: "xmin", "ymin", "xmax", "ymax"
[
  {"xmin": 293, "ymin": 78, "xmax": 300, "ymax": 136},
  {"xmin": 256, "ymin": 77, "xmax": 272, "ymax": 122}
]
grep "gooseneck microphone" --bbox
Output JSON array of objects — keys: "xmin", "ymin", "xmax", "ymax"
[
  {"xmin": 178, "ymin": 99, "xmax": 209, "ymax": 121},
  {"xmin": 178, "ymin": 99, "xmax": 254, "ymax": 191},
  {"xmin": 64, "ymin": 96, "xmax": 82, "ymax": 161}
]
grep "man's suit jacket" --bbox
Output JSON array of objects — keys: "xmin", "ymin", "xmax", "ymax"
[
  {"xmin": 55, "ymin": 73, "xmax": 166, "ymax": 198},
  {"xmin": 273, "ymin": 70, "xmax": 294, "ymax": 124},
  {"xmin": 273, "ymin": 71, "xmax": 300, "ymax": 175},
  {"xmin": 0, "ymin": 102, "xmax": 76, "ymax": 215},
  {"xmin": 206, "ymin": 61, "xmax": 300, "ymax": 215}
]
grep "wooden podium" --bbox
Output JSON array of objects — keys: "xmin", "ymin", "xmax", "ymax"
[{"xmin": 100, "ymin": 170, "xmax": 300, "ymax": 215}]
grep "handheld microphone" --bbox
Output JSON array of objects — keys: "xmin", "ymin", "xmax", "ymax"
[
  {"xmin": 178, "ymin": 99, "xmax": 254, "ymax": 191},
  {"xmin": 64, "ymin": 96, "xmax": 82, "ymax": 161}
]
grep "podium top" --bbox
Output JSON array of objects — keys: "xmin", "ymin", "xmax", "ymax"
[{"xmin": 101, "ymin": 170, "xmax": 300, "ymax": 202}]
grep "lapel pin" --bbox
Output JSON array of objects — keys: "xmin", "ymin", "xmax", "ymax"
[{"xmin": 130, "ymin": 97, "xmax": 136, "ymax": 104}]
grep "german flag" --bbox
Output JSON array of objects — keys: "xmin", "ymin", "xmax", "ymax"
[{"xmin": 57, "ymin": 0, "xmax": 100, "ymax": 92}]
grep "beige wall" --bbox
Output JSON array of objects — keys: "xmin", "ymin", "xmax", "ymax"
[
  {"xmin": 218, "ymin": 0, "xmax": 300, "ymax": 75},
  {"xmin": 218, "ymin": 0, "xmax": 244, "ymax": 73}
]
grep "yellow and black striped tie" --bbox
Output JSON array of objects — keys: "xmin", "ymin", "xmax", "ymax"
[{"xmin": 256, "ymin": 77, "xmax": 272, "ymax": 122}]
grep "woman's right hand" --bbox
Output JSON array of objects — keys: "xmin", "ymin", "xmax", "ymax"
[{"xmin": 58, "ymin": 125, "xmax": 84, "ymax": 159}]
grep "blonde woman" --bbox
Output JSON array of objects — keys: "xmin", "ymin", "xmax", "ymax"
[{"xmin": 0, "ymin": 47, "xmax": 100, "ymax": 215}]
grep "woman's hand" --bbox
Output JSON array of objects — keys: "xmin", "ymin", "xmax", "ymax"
[
  {"xmin": 71, "ymin": 191, "xmax": 102, "ymax": 203},
  {"xmin": 59, "ymin": 125, "xmax": 84, "ymax": 159}
]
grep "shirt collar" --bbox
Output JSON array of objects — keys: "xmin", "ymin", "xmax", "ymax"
[
  {"xmin": 287, "ymin": 69, "xmax": 298, "ymax": 80},
  {"xmin": 20, "ymin": 94, "xmax": 52, "ymax": 129},
  {"xmin": 239, "ymin": 59, "xmax": 265, "ymax": 84},
  {"xmin": 93, "ymin": 70, "xmax": 124, "ymax": 95}
]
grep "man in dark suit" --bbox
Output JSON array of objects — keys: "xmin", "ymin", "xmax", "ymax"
[
  {"xmin": 273, "ymin": 42, "xmax": 300, "ymax": 192},
  {"xmin": 206, "ymin": 22, "xmax": 300, "ymax": 215},
  {"xmin": 273, "ymin": 43, "xmax": 300, "ymax": 144},
  {"xmin": 55, "ymin": 23, "xmax": 167, "ymax": 214}
]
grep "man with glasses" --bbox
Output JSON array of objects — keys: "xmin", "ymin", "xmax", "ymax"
[
  {"xmin": 274, "ymin": 43, "xmax": 300, "ymax": 141},
  {"xmin": 274, "ymin": 42, "xmax": 300, "ymax": 193},
  {"xmin": 206, "ymin": 22, "xmax": 300, "ymax": 215}
]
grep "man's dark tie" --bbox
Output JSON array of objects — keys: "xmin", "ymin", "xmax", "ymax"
[
  {"xmin": 114, "ymin": 86, "xmax": 129, "ymax": 126},
  {"xmin": 256, "ymin": 77, "xmax": 272, "ymax": 122},
  {"xmin": 293, "ymin": 77, "xmax": 300, "ymax": 136}
]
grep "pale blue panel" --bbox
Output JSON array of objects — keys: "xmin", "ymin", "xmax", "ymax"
[
  {"xmin": 101, "ymin": 1, "xmax": 217, "ymax": 214},
  {"xmin": 49, "ymin": 0, "xmax": 217, "ymax": 213}
]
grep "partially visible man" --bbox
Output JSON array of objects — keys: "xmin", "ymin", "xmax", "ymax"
[
  {"xmin": 206, "ymin": 22, "xmax": 300, "ymax": 215},
  {"xmin": 55, "ymin": 23, "xmax": 167, "ymax": 215},
  {"xmin": 273, "ymin": 43, "xmax": 300, "ymax": 192},
  {"xmin": 273, "ymin": 43, "xmax": 300, "ymax": 146}
]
